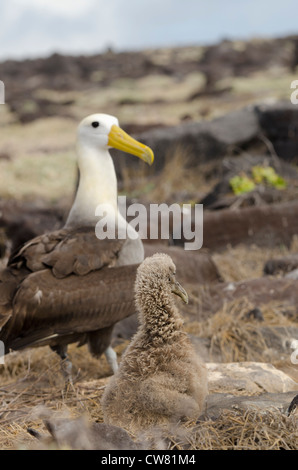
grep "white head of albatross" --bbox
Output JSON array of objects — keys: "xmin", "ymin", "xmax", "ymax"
[{"xmin": 65, "ymin": 113, "xmax": 154, "ymax": 228}]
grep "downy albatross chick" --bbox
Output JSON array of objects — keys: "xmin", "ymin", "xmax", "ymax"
[
  {"xmin": 0, "ymin": 114, "xmax": 154, "ymax": 379},
  {"xmin": 102, "ymin": 253, "xmax": 208, "ymax": 433}
]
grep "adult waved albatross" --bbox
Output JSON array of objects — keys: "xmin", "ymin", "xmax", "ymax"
[{"xmin": 0, "ymin": 113, "xmax": 154, "ymax": 378}]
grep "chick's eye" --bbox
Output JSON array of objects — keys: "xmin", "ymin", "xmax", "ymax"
[{"xmin": 91, "ymin": 121, "xmax": 100, "ymax": 128}]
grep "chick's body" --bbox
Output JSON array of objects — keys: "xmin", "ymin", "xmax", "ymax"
[{"xmin": 102, "ymin": 254, "xmax": 208, "ymax": 433}]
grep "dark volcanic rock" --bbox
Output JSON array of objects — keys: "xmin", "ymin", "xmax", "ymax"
[
  {"xmin": 0, "ymin": 200, "xmax": 66, "ymax": 256},
  {"xmin": 199, "ymin": 200, "xmax": 298, "ymax": 250},
  {"xmin": 256, "ymin": 101, "xmax": 298, "ymax": 162},
  {"xmin": 206, "ymin": 391, "xmax": 298, "ymax": 420},
  {"xmin": 114, "ymin": 101, "xmax": 298, "ymax": 180},
  {"xmin": 198, "ymin": 37, "xmax": 293, "ymax": 83},
  {"xmin": 122, "ymin": 199, "xmax": 298, "ymax": 251},
  {"xmin": 264, "ymin": 254, "xmax": 298, "ymax": 275},
  {"xmin": 114, "ymin": 105, "xmax": 260, "ymax": 176}
]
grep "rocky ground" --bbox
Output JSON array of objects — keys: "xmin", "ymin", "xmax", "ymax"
[{"xmin": 0, "ymin": 35, "xmax": 298, "ymax": 450}]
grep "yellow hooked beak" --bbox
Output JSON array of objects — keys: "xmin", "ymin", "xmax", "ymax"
[{"xmin": 108, "ymin": 124, "xmax": 154, "ymax": 165}]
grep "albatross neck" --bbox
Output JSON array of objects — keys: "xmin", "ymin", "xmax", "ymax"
[
  {"xmin": 65, "ymin": 143, "xmax": 118, "ymax": 228},
  {"xmin": 137, "ymin": 290, "xmax": 184, "ymax": 342}
]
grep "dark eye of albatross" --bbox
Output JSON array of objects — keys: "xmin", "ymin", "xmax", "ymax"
[{"xmin": 91, "ymin": 121, "xmax": 100, "ymax": 128}]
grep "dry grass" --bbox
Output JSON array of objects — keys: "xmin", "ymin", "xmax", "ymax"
[
  {"xmin": 0, "ymin": 149, "xmax": 77, "ymax": 202},
  {"xmin": 120, "ymin": 144, "xmax": 215, "ymax": 203},
  {"xmin": 0, "ymin": 344, "xmax": 113, "ymax": 450},
  {"xmin": 0, "ymin": 115, "xmax": 77, "ymax": 202},
  {"xmin": 1, "ymin": 366, "xmax": 297, "ymax": 450},
  {"xmin": 1, "ymin": 239, "xmax": 298, "ymax": 450},
  {"xmin": 187, "ymin": 297, "xmax": 298, "ymax": 363},
  {"xmin": 213, "ymin": 239, "xmax": 298, "ymax": 283},
  {"xmin": 0, "ymin": 383, "xmax": 107, "ymax": 450},
  {"xmin": 1, "ymin": 293, "xmax": 297, "ymax": 450},
  {"xmin": 166, "ymin": 408, "xmax": 298, "ymax": 450},
  {"xmin": 147, "ymin": 144, "xmax": 210, "ymax": 203}
]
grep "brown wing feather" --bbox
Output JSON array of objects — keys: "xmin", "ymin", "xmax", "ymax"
[
  {"xmin": 1, "ymin": 264, "xmax": 138, "ymax": 351},
  {"xmin": 8, "ymin": 226, "xmax": 125, "ymax": 278},
  {"xmin": 0, "ymin": 266, "xmax": 28, "ymax": 328},
  {"xmin": 0, "ymin": 226, "xmax": 127, "ymax": 338}
]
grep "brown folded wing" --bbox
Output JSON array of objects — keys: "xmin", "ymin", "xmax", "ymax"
[
  {"xmin": 0, "ymin": 226, "xmax": 138, "ymax": 351},
  {"xmin": 9, "ymin": 226, "xmax": 125, "ymax": 277},
  {"xmin": 1, "ymin": 263, "xmax": 138, "ymax": 351}
]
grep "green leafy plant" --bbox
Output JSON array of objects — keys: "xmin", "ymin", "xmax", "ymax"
[
  {"xmin": 229, "ymin": 174, "xmax": 256, "ymax": 195},
  {"xmin": 251, "ymin": 166, "xmax": 287, "ymax": 189},
  {"xmin": 230, "ymin": 165, "xmax": 287, "ymax": 195}
]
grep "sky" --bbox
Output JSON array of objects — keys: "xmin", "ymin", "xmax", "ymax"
[{"xmin": 0, "ymin": 0, "xmax": 297, "ymax": 61}]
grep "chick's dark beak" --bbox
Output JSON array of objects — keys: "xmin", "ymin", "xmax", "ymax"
[{"xmin": 171, "ymin": 280, "xmax": 188, "ymax": 304}]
